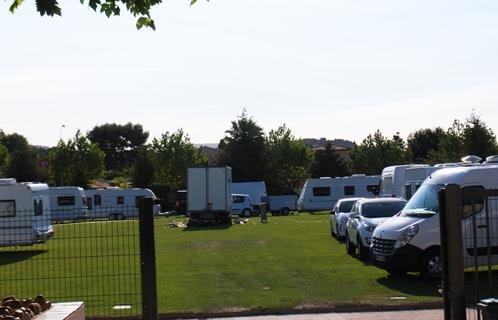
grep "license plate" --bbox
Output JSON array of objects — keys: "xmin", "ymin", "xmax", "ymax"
[{"xmin": 375, "ymin": 255, "xmax": 386, "ymax": 262}]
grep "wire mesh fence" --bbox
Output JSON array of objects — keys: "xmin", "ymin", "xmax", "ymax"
[
  {"xmin": 0, "ymin": 206, "xmax": 143, "ymax": 319},
  {"xmin": 440, "ymin": 186, "xmax": 498, "ymax": 320},
  {"xmin": 461, "ymin": 189, "xmax": 498, "ymax": 320}
]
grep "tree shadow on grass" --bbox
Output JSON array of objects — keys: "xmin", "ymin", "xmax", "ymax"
[
  {"xmin": 183, "ymin": 224, "xmax": 232, "ymax": 232},
  {"xmin": 0, "ymin": 250, "xmax": 47, "ymax": 267},
  {"xmin": 377, "ymin": 273, "xmax": 441, "ymax": 297}
]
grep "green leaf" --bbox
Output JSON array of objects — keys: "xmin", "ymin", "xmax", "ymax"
[{"xmin": 9, "ymin": 0, "xmax": 23, "ymax": 13}]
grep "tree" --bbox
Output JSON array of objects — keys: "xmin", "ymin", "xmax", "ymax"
[
  {"xmin": 50, "ymin": 131, "xmax": 105, "ymax": 187},
  {"xmin": 311, "ymin": 141, "xmax": 349, "ymax": 178},
  {"xmin": 349, "ymin": 130, "xmax": 410, "ymax": 175},
  {"xmin": 407, "ymin": 128, "xmax": 446, "ymax": 163},
  {"xmin": 0, "ymin": 143, "xmax": 8, "ymax": 175},
  {"xmin": 8, "ymin": 0, "xmax": 203, "ymax": 30},
  {"xmin": 132, "ymin": 145, "xmax": 155, "ymax": 188},
  {"xmin": 462, "ymin": 113, "xmax": 497, "ymax": 159},
  {"xmin": 265, "ymin": 125, "xmax": 314, "ymax": 194},
  {"xmin": 0, "ymin": 132, "xmax": 39, "ymax": 181},
  {"xmin": 218, "ymin": 111, "xmax": 267, "ymax": 182},
  {"xmin": 87, "ymin": 123, "xmax": 149, "ymax": 172},
  {"xmin": 427, "ymin": 114, "xmax": 497, "ymax": 164},
  {"xmin": 149, "ymin": 129, "xmax": 206, "ymax": 190}
]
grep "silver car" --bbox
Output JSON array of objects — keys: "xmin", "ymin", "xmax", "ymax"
[{"xmin": 330, "ymin": 198, "xmax": 363, "ymax": 240}]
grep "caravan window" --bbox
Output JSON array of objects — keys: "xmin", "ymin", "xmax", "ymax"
[
  {"xmin": 117, "ymin": 196, "xmax": 124, "ymax": 205},
  {"xmin": 87, "ymin": 197, "xmax": 93, "ymax": 210},
  {"xmin": 313, "ymin": 187, "xmax": 330, "ymax": 197},
  {"xmin": 57, "ymin": 196, "xmax": 75, "ymax": 206},
  {"xmin": 94, "ymin": 194, "xmax": 102, "ymax": 206},
  {"xmin": 405, "ymin": 184, "xmax": 412, "ymax": 200},
  {"xmin": 344, "ymin": 186, "xmax": 355, "ymax": 196},
  {"xmin": 0, "ymin": 200, "xmax": 16, "ymax": 218},
  {"xmin": 34, "ymin": 199, "xmax": 43, "ymax": 216}
]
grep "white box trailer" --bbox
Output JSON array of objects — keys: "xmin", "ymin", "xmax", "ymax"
[
  {"xmin": 0, "ymin": 179, "xmax": 53, "ymax": 247},
  {"xmin": 265, "ymin": 195, "xmax": 297, "ymax": 215},
  {"xmin": 85, "ymin": 187, "xmax": 161, "ymax": 220},
  {"xmin": 187, "ymin": 166, "xmax": 232, "ymax": 224},
  {"xmin": 232, "ymin": 181, "xmax": 267, "ymax": 204},
  {"xmin": 46, "ymin": 186, "xmax": 88, "ymax": 223},
  {"xmin": 297, "ymin": 175, "xmax": 380, "ymax": 212}
]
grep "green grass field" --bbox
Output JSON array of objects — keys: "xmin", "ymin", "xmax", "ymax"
[{"xmin": 0, "ymin": 213, "xmax": 441, "ymax": 317}]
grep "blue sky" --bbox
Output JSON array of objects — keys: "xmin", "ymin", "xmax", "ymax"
[{"xmin": 1, "ymin": 0, "xmax": 498, "ymax": 146}]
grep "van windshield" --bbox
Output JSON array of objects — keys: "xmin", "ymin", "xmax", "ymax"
[
  {"xmin": 401, "ymin": 184, "xmax": 443, "ymax": 217},
  {"xmin": 362, "ymin": 201, "xmax": 406, "ymax": 218}
]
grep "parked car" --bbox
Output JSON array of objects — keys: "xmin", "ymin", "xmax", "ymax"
[
  {"xmin": 345, "ymin": 198, "xmax": 407, "ymax": 260},
  {"xmin": 231, "ymin": 194, "xmax": 253, "ymax": 217},
  {"xmin": 330, "ymin": 197, "xmax": 363, "ymax": 240}
]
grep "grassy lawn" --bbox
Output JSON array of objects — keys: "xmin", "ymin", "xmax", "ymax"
[
  {"xmin": 0, "ymin": 213, "xmax": 441, "ymax": 317},
  {"xmin": 155, "ymin": 213, "xmax": 441, "ymax": 314}
]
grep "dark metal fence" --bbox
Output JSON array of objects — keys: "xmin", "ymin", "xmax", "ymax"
[
  {"xmin": 439, "ymin": 185, "xmax": 498, "ymax": 320},
  {"xmin": 0, "ymin": 200, "xmax": 157, "ymax": 319}
]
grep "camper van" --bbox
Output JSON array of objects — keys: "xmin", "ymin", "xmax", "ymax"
[
  {"xmin": 47, "ymin": 187, "xmax": 88, "ymax": 223},
  {"xmin": 371, "ymin": 164, "xmax": 498, "ymax": 278},
  {"xmin": 85, "ymin": 188, "xmax": 161, "ymax": 220},
  {"xmin": 297, "ymin": 175, "xmax": 380, "ymax": 212},
  {"xmin": 0, "ymin": 179, "xmax": 53, "ymax": 247}
]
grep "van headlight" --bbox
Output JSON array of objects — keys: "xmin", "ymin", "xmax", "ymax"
[
  {"xmin": 394, "ymin": 224, "xmax": 419, "ymax": 249},
  {"xmin": 363, "ymin": 223, "xmax": 376, "ymax": 233}
]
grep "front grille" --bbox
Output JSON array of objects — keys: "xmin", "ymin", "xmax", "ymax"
[{"xmin": 372, "ymin": 237, "xmax": 395, "ymax": 255}]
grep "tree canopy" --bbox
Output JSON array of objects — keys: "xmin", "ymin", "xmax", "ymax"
[
  {"xmin": 8, "ymin": 0, "xmax": 202, "ymax": 30},
  {"xmin": 87, "ymin": 122, "xmax": 149, "ymax": 172},
  {"xmin": 311, "ymin": 141, "xmax": 349, "ymax": 178},
  {"xmin": 49, "ymin": 131, "xmax": 105, "ymax": 187},
  {"xmin": 265, "ymin": 125, "xmax": 314, "ymax": 195},
  {"xmin": 218, "ymin": 111, "xmax": 267, "ymax": 182}
]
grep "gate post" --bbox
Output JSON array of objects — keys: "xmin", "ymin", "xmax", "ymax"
[
  {"xmin": 439, "ymin": 184, "xmax": 466, "ymax": 320},
  {"xmin": 139, "ymin": 197, "xmax": 158, "ymax": 320}
]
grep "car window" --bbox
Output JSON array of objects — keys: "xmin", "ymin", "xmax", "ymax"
[{"xmin": 361, "ymin": 201, "xmax": 406, "ymax": 218}]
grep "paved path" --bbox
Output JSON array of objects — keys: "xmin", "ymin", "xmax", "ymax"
[{"xmin": 210, "ymin": 309, "xmax": 444, "ymax": 320}]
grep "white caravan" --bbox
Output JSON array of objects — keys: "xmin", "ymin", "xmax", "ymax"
[
  {"xmin": 266, "ymin": 195, "xmax": 297, "ymax": 216},
  {"xmin": 85, "ymin": 188, "xmax": 161, "ymax": 220},
  {"xmin": 380, "ymin": 164, "xmax": 435, "ymax": 198},
  {"xmin": 371, "ymin": 164, "xmax": 498, "ymax": 278},
  {"xmin": 403, "ymin": 166, "xmax": 441, "ymax": 200},
  {"xmin": 297, "ymin": 175, "xmax": 380, "ymax": 211},
  {"xmin": 0, "ymin": 179, "xmax": 53, "ymax": 247},
  {"xmin": 232, "ymin": 181, "xmax": 267, "ymax": 204},
  {"xmin": 47, "ymin": 187, "xmax": 88, "ymax": 223}
]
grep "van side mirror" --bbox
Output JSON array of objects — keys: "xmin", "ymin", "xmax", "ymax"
[
  {"xmin": 350, "ymin": 212, "xmax": 358, "ymax": 219},
  {"xmin": 331, "ymin": 210, "xmax": 336, "ymax": 215}
]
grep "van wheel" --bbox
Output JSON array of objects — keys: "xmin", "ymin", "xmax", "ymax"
[
  {"xmin": 346, "ymin": 233, "xmax": 356, "ymax": 255},
  {"xmin": 281, "ymin": 207, "xmax": 290, "ymax": 216},
  {"xmin": 421, "ymin": 249, "xmax": 442, "ymax": 279},
  {"xmin": 242, "ymin": 209, "xmax": 252, "ymax": 217},
  {"xmin": 358, "ymin": 236, "xmax": 369, "ymax": 261}
]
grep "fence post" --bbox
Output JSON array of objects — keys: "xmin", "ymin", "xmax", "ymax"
[
  {"xmin": 139, "ymin": 197, "xmax": 158, "ymax": 320},
  {"xmin": 439, "ymin": 184, "xmax": 466, "ymax": 320}
]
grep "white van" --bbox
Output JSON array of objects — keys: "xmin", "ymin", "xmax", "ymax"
[
  {"xmin": 297, "ymin": 175, "xmax": 380, "ymax": 212},
  {"xmin": 85, "ymin": 188, "xmax": 161, "ymax": 220},
  {"xmin": 403, "ymin": 166, "xmax": 440, "ymax": 200},
  {"xmin": 231, "ymin": 194, "xmax": 254, "ymax": 217},
  {"xmin": 47, "ymin": 187, "xmax": 88, "ymax": 223},
  {"xmin": 0, "ymin": 179, "xmax": 53, "ymax": 247},
  {"xmin": 371, "ymin": 165, "xmax": 498, "ymax": 278}
]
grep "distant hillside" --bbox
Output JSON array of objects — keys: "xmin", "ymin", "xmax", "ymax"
[{"xmin": 302, "ymin": 138, "xmax": 354, "ymax": 150}]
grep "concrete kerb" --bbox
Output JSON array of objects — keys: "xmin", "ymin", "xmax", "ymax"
[{"xmin": 156, "ymin": 301, "xmax": 444, "ymax": 319}]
